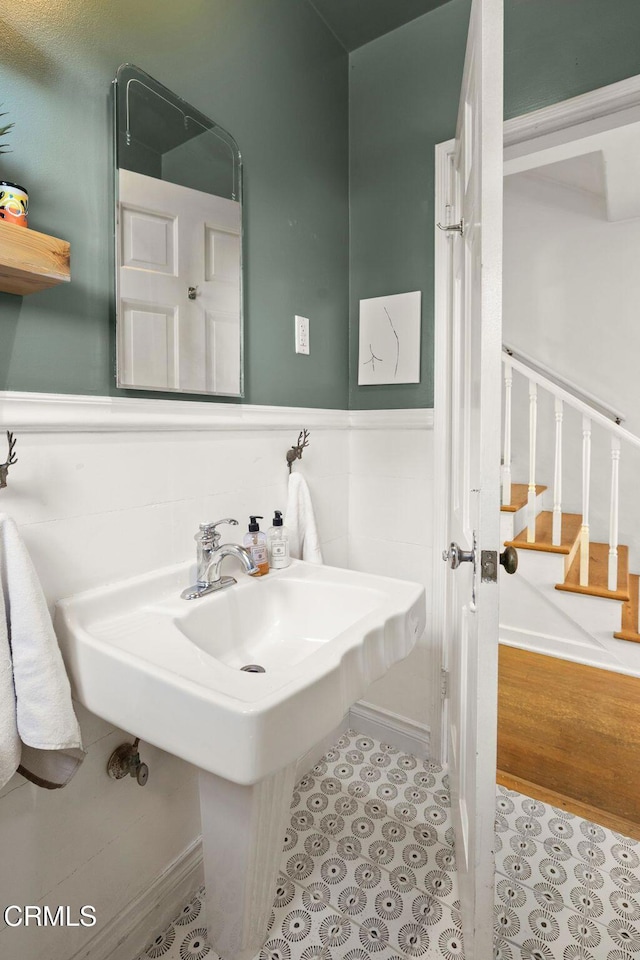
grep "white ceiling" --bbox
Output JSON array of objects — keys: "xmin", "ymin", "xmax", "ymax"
[
  {"xmin": 507, "ymin": 121, "xmax": 640, "ymax": 222},
  {"xmin": 529, "ymin": 151, "xmax": 606, "ymax": 200}
]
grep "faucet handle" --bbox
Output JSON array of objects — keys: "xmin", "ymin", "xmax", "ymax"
[{"xmin": 197, "ymin": 518, "xmax": 238, "ymax": 548}]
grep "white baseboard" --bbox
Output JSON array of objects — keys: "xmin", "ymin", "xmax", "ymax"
[
  {"xmin": 349, "ymin": 701, "xmax": 430, "ymax": 759},
  {"xmin": 70, "ymin": 838, "xmax": 203, "ymax": 960}
]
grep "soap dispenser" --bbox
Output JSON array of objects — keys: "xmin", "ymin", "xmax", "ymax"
[
  {"xmin": 268, "ymin": 510, "xmax": 291, "ymax": 569},
  {"xmin": 243, "ymin": 516, "xmax": 269, "ymax": 576}
]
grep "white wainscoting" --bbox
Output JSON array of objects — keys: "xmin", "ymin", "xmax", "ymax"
[
  {"xmin": 348, "ymin": 416, "xmax": 434, "ymax": 732},
  {"xmin": 0, "ymin": 391, "xmax": 434, "ymax": 960}
]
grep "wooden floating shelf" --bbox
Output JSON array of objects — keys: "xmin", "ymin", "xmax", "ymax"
[{"xmin": 0, "ymin": 219, "xmax": 70, "ymax": 295}]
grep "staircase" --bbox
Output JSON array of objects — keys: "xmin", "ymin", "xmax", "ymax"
[
  {"xmin": 501, "ymin": 482, "xmax": 640, "ymax": 647},
  {"xmin": 497, "ymin": 349, "xmax": 640, "ymax": 838},
  {"xmin": 501, "ymin": 346, "xmax": 640, "ymax": 657}
]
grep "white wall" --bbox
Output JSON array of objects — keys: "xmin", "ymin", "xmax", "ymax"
[
  {"xmin": 0, "ymin": 395, "xmax": 349, "ymax": 960},
  {"xmin": 0, "ymin": 394, "xmax": 434, "ymax": 960},
  {"xmin": 348, "ymin": 417, "xmax": 433, "ymax": 729},
  {"xmin": 504, "ymin": 173, "xmax": 640, "ymax": 568}
]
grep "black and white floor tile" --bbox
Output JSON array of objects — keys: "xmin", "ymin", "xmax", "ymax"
[
  {"xmin": 135, "ymin": 732, "xmax": 640, "ymax": 960},
  {"xmin": 494, "ymin": 785, "xmax": 640, "ymax": 959}
]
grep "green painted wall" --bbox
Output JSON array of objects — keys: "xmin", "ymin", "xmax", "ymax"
[
  {"xmin": 504, "ymin": 0, "xmax": 640, "ymax": 121},
  {"xmin": 349, "ymin": 0, "xmax": 640, "ymax": 409},
  {"xmin": 0, "ymin": 0, "xmax": 349, "ymax": 408},
  {"xmin": 5, "ymin": 0, "xmax": 640, "ymax": 411},
  {"xmin": 349, "ymin": 0, "xmax": 471, "ymax": 410}
]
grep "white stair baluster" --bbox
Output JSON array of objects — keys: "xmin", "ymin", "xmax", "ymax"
[
  {"xmin": 552, "ymin": 397, "xmax": 563, "ymax": 546},
  {"xmin": 580, "ymin": 416, "xmax": 591, "ymax": 587},
  {"xmin": 608, "ymin": 436, "xmax": 621, "ymax": 592},
  {"xmin": 502, "ymin": 359, "xmax": 512, "ymax": 506},
  {"xmin": 527, "ymin": 380, "xmax": 537, "ymax": 543}
]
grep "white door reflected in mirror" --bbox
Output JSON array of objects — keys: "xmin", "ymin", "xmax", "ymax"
[
  {"xmin": 118, "ymin": 170, "xmax": 241, "ymax": 395},
  {"xmin": 113, "ymin": 63, "xmax": 244, "ymax": 398}
]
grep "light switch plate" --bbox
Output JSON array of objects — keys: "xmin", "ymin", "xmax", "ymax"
[{"xmin": 295, "ymin": 315, "xmax": 310, "ymax": 355}]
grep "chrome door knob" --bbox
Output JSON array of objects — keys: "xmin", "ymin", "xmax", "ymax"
[
  {"xmin": 442, "ymin": 542, "xmax": 475, "ymax": 569},
  {"xmin": 500, "ymin": 545, "xmax": 518, "ymax": 574}
]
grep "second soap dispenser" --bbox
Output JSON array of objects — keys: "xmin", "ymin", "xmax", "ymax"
[
  {"xmin": 243, "ymin": 516, "xmax": 269, "ymax": 576},
  {"xmin": 268, "ymin": 510, "xmax": 291, "ymax": 569}
]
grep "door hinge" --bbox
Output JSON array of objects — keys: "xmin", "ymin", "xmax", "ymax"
[{"xmin": 440, "ymin": 668, "xmax": 449, "ymax": 700}]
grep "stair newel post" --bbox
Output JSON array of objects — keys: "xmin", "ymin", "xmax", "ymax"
[
  {"xmin": 502, "ymin": 359, "xmax": 512, "ymax": 507},
  {"xmin": 527, "ymin": 379, "xmax": 538, "ymax": 544},
  {"xmin": 580, "ymin": 416, "xmax": 592, "ymax": 587},
  {"xmin": 608, "ymin": 435, "xmax": 621, "ymax": 593},
  {"xmin": 552, "ymin": 397, "xmax": 563, "ymax": 547}
]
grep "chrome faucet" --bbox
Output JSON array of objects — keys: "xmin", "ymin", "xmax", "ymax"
[{"xmin": 181, "ymin": 519, "xmax": 258, "ymax": 600}]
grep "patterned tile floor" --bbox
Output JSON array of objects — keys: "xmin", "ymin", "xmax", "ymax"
[{"xmin": 135, "ymin": 731, "xmax": 640, "ymax": 960}]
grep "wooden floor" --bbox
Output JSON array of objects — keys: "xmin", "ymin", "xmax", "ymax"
[{"xmin": 498, "ymin": 644, "xmax": 640, "ymax": 840}]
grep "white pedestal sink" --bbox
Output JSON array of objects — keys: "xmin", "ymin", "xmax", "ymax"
[
  {"xmin": 199, "ymin": 763, "xmax": 297, "ymax": 960},
  {"xmin": 55, "ymin": 559, "xmax": 425, "ymax": 959}
]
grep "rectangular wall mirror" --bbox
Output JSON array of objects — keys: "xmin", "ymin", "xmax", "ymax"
[{"xmin": 113, "ymin": 63, "xmax": 244, "ymax": 397}]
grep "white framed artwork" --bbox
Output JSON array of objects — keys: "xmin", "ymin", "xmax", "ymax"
[{"xmin": 357, "ymin": 290, "xmax": 421, "ymax": 385}]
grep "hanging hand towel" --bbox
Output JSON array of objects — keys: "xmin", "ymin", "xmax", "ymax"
[
  {"xmin": 285, "ymin": 473, "xmax": 323, "ymax": 564},
  {"xmin": 0, "ymin": 514, "xmax": 84, "ymax": 790}
]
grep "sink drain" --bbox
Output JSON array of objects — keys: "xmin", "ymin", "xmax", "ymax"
[{"xmin": 241, "ymin": 663, "xmax": 266, "ymax": 673}]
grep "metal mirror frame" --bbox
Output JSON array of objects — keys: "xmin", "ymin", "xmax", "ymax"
[{"xmin": 113, "ymin": 63, "xmax": 244, "ymax": 398}]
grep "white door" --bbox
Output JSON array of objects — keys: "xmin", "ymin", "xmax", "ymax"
[
  {"xmin": 117, "ymin": 169, "xmax": 241, "ymax": 395},
  {"xmin": 439, "ymin": 1, "xmax": 503, "ymax": 957}
]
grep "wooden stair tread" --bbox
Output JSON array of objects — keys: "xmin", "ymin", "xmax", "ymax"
[
  {"xmin": 556, "ymin": 542, "xmax": 630, "ymax": 602},
  {"xmin": 505, "ymin": 511, "xmax": 582, "ymax": 555},
  {"xmin": 501, "ymin": 483, "xmax": 547, "ymax": 513},
  {"xmin": 614, "ymin": 574, "xmax": 640, "ymax": 643}
]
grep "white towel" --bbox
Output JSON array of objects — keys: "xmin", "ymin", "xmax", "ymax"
[
  {"xmin": 285, "ymin": 473, "xmax": 323, "ymax": 564},
  {"xmin": 0, "ymin": 514, "xmax": 84, "ymax": 790}
]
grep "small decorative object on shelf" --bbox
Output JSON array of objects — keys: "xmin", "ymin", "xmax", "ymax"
[
  {"xmin": 0, "ymin": 181, "xmax": 28, "ymax": 228},
  {"xmin": 0, "ymin": 108, "xmax": 28, "ymax": 228},
  {"xmin": 0, "ymin": 431, "xmax": 17, "ymax": 489}
]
